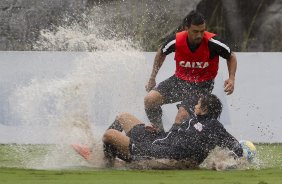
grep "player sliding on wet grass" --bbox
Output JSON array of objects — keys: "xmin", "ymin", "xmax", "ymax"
[{"xmin": 73, "ymin": 94, "xmax": 244, "ymax": 168}]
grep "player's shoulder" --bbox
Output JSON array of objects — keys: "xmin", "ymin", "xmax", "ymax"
[
  {"xmin": 161, "ymin": 34, "xmax": 176, "ymax": 55},
  {"xmin": 209, "ymin": 35, "xmax": 228, "ymax": 46},
  {"xmin": 208, "ymin": 35, "xmax": 231, "ymax": 58},
  {"xmin": 163, "ymin": 34, "xmax": 176, "ymax": 46}
]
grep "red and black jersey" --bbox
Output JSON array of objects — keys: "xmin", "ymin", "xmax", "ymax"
[
  {"xmin": 174, "ymin": 31, "xmax": 219, "ymax": 82},
  {"xmin": 161, "ymin": 31, "xmax": 231, "ymax": 83}
]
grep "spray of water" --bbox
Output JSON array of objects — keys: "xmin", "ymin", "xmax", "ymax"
[
  {"xmin": 6, "ymin": 6, "xmax": 264, "ymax": 170},
  {"xmin": 9, "ymin": 7, "xmax": 150, "ymax": 169},
  {"xmin": 200, "ymin": 147, "xmax": 253, "ymax": 171}
]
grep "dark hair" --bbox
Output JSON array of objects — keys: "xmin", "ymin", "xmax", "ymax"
[
  {"xmin": 158, "ymin": 10, "xmax": 205, "ymax": 47},
  {"xmin": 182, "ymin": 10, "xmax": 205, "ymax": 28},
  {"xmin": 200, "ymin": 94, "xmax": 222, "ymax": 119}
]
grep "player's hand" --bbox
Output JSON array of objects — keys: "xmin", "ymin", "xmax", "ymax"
[
  {"xmin": 145, "ymin": 78, "xmax": 156, "ymax": 92},
  {"xmin": 224, "ymin": 78, "xmax": 235, "ymax": 95}
]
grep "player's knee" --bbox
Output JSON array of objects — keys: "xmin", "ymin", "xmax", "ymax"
[
  {"xmin": 175, "ymin": 107, "xmax": 189, "ymax": 123},
  {"xmin": 179, "ymin": 107, "xmax": 189, "ymax": 115},
  {"xmin": 103, "ymin": 129, "xmax": 116, "ymax": 143},
  {"xmin": 144, "ymin": 91, "xmax": 162, "ymax": 108},
  {"xmin": 144, "ymin": 94, "xmax": 154, "ymax": 108},
  {"xmin": 116, "ymin": 112, "xmax": 131, "ymax": 122}
]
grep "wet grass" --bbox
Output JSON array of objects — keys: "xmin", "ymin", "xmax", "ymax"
[
  {"xmin": 0, "ymin": 143, "xmax": 281, "ymax": 184},
  {"xmin": 1, "ymin": 167, "xmax": 282, "ymax": 184}
]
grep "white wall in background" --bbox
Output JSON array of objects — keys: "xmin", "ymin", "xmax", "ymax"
[{"xmin": 0, "ymin": 52, "xmax": 281, "ymax": 143}]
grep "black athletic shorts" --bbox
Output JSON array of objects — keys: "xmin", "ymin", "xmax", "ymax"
[
  {"xmin": 127, "ymin": 124, "xmax": 159, "ymax": 143},
  {"xmin": 127, "ymin": 124, "xmax": 165, "ymax": 159},
  {"xmin": 154, "ymin": 75, "xmax": 214, "ymax": 111}
]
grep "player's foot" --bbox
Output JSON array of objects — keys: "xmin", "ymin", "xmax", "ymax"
[{"xmin": 71, "ymin": 144, "xmax": 93, "ymax": 161}]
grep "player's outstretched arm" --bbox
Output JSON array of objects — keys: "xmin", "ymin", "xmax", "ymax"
[
  {"xmin": 224, "ymin": 52, "xmax": 237, "ymax": 95},
  {"xmin": 145, "ymin": 48, "xmax": 166, "ymax": 92}
]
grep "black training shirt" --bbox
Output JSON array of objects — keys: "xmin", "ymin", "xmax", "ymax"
[{"xmin": 141, "ymin": 115, "xmax": 243, "ymax": 164}]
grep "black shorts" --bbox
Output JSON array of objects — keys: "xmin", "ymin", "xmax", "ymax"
[
  {"xmin": 155, "ymin": 75, "xmax": 214, "ymax": 111},
  {"xmin": 127, "ymin": 124, "xmax": 159, "ymax": 143},
  {"xmin": 127, "ymin": 124, "xmax": 164, "ymax": 159}
]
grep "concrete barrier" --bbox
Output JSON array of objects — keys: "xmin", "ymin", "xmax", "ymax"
[{"xmin": 0, "ymin": 51, "xmax": 281, "ymax": 143}]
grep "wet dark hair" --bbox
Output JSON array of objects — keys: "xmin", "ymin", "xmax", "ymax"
[
  {"xmin": 158, "ymin": 10, "xmax": 206, "ymax": 45},
  {"xmin": 200, "ymin": 94, "xmax": 222, "ymax": 119},
  {"xmin": 182, "ymin": 10, "xmax": 206, "ymax": 28}
]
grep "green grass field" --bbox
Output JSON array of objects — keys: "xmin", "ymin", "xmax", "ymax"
[{"xmin": 0, "ymin": 144, "xmax": 282, "ymax": 184}]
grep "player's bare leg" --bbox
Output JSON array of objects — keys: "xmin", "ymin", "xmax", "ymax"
[
  {"xmin": 144, "ymin": 90, "xmax": 165, "ymax": 131},
  {"xmin": 102, "ymin": 129, "xmax": 131, "ymax": 167},
  {"xmin": 103, "ymin": 113, "xmax": 144, "ymax": 166}
]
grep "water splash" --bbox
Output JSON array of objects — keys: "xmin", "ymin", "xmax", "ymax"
[
  {"xmin": 8, "ymin": 8, "xmax": 149, "ymax": 169},
  {"xmin": 5, "ymin": 5, "xmax": 279, "ymax": 170},
  {"xmin": 201, "ymin": 147, "xmax": 256, "ymax": 171},
  {"xmin": 33, "ymin": 6, "xmax": 139, "ymax": 52}
]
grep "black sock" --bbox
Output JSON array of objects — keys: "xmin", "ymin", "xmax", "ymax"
[
  {"xmin": 145, "ymin": 107, "xmax": 163, "ymax": 130},
  {"xmin": 103, "ymin": 143, "xmax": 131, "ymax": 162},
  {"xmin": 103, "ymin": 143, "xmax": 117, "ymax": 159},
  {"xmin": 107, "ymin": 119, "xmax": 123, "ymax": 132}
]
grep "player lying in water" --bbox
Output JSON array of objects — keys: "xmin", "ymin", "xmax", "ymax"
[{"xmin": 73, "ymin": 94, "xmax": 243, "ymax": 167}]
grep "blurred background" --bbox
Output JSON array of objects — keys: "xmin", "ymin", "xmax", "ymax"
[{"xmin": 1, "ymin": 0, "xmax": 281, "ymax": 52}]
